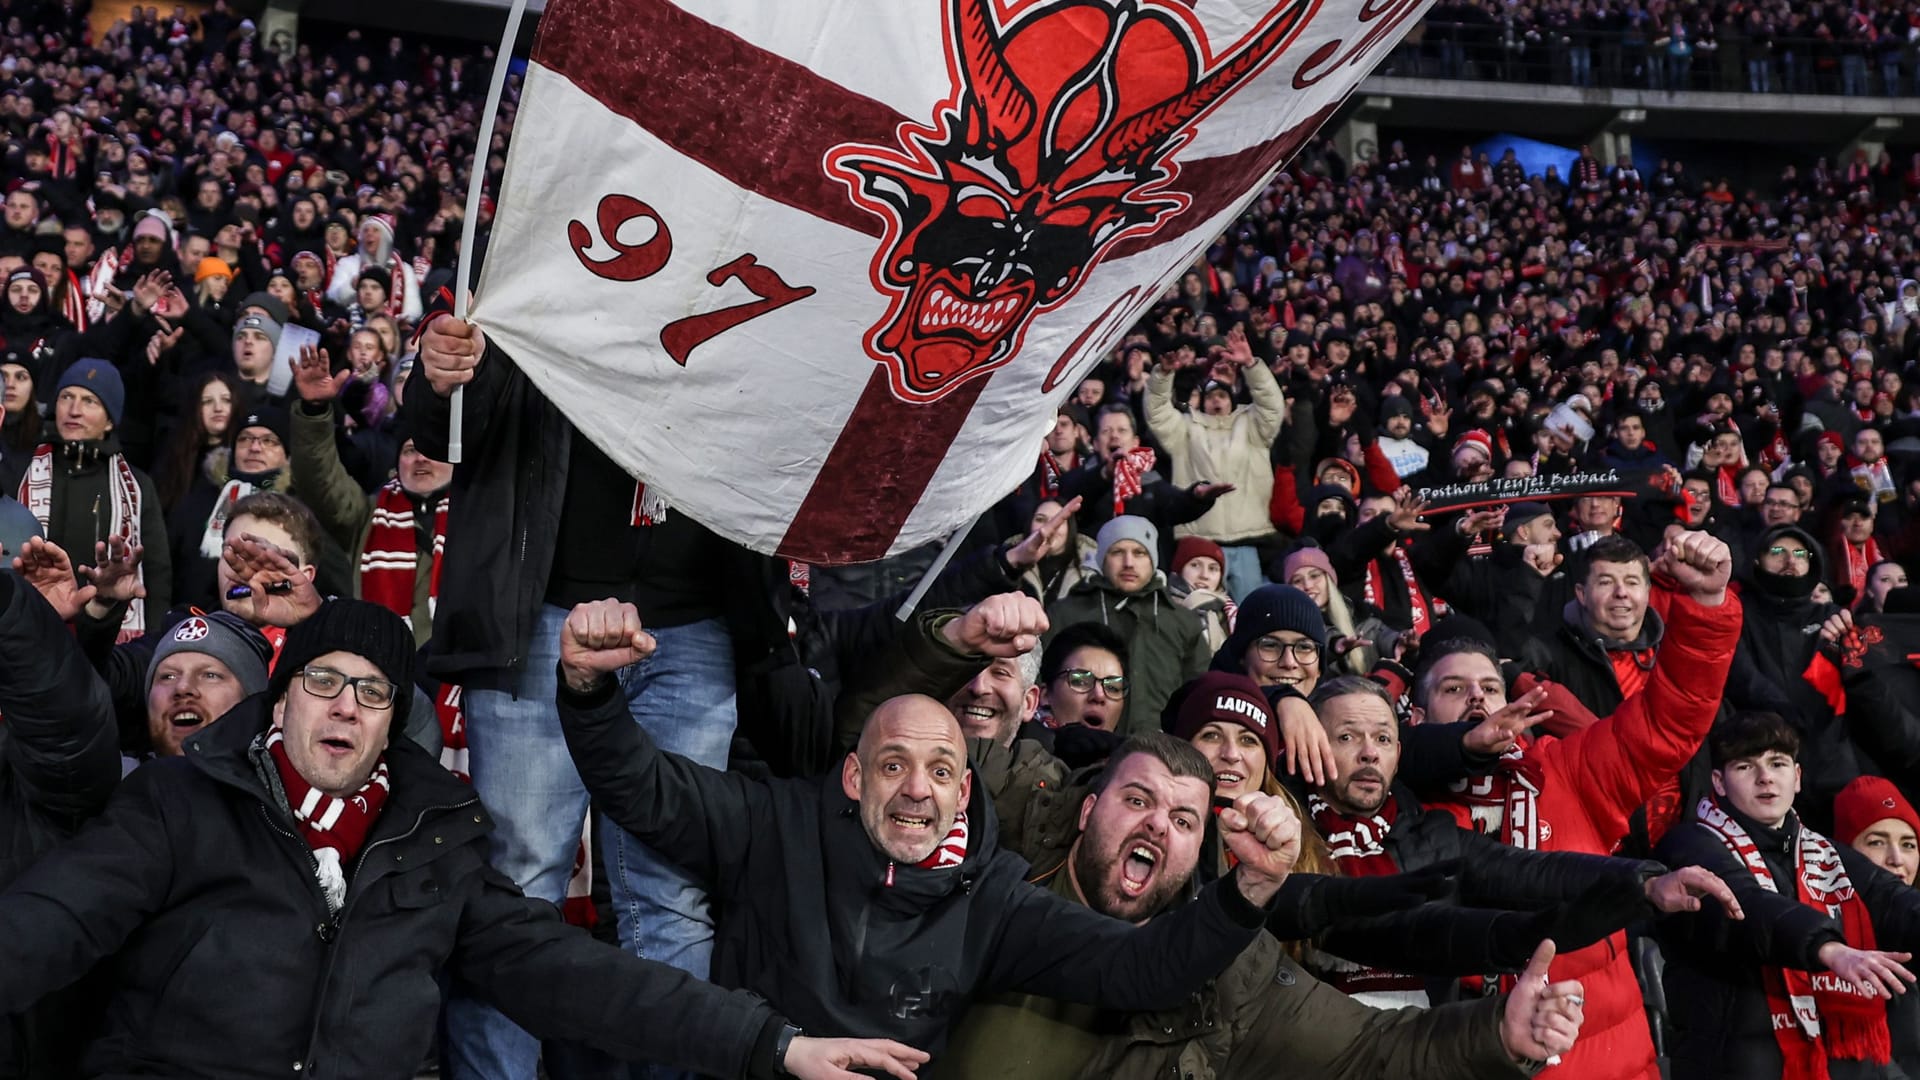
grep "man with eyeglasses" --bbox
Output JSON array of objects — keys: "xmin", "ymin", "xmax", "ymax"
[
  {"xmin": 1035, "ymin": 622, "xmax": 1131, "ymax": 761},
  {"xmin": 1723, "ymin": 523, "xmax": 1860, "ymax": 829},
  {"xmin": 1760, "ymin": 484, "xmax": 1804, "ymax": 528},
  {"xmin": 0, "ymin": 599, "xmax": 919, "ymax": 1080}
]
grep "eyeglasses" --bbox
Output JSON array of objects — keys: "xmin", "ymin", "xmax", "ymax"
[
  {"xmin": 298, "ymin": 666, "xmax": 398, "ymax": 709},
  {"xmin": 1057, "ymin": 669, "xmax": 1128, "ymax": 697},
  {"xmin": 1765, "ymin": 546, "xmax": 1813, "ymax": 564},
  {"xmin": 237, "ymin": 432, "xmax": 282, "ymax": 450},
  {"xmin": 1254, "ymin": 637, "xmax": 1322, "ymax": 664},
  {"xmin": 1761, "ymin": 498, "xmax": 1801, "ymax": 511}
]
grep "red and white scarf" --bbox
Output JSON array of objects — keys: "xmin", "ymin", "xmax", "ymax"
[
  {"xmin": 1111, "ymin": 446, "xmax": 1156, "ymax": 515},
  {"xmin": 631, "ymin": 480, "xmax": 669, "ymax": 527},
  {"xmin": 266, "ymin": 727, "xmax": 391, "ymax": 912},
  {"xmin": 84, "ymin": 247, "xmax": 118, "ymax": 326},
  {"xmin": 1364, "ymin": 545, "xmax": 1433, "ymax": 637},
  {"xmin": 1307, "ymin": 794, "xmax": 1428, "ymax": 1002},
  {"xmin": 1309, "ymin": 793, "xmax": 1400, "ymax": 875},
  {"xmin": 1446, "ymin": 743, "xmax": 1548, "ymax": 850},
  {"xmin": 358, "ymin": 480, "xmax": 448, "ymax": 629},
  {"xmin": 1038, "ymin": 447, "xmax": 1064, "ymax": 500},
  {"xmin": 200, "ymin": 477, "xmax": 258, "ymax": 559},
  {"xmin": 19, "ymin": 443, "xmax": 144, "ymax": 639},
  {"xmin": 1696, "ymin": 796, "xmax": 1890, "ymax": 1078},
  {"xmin": 1840, "ymin": 536, "xmax": 1883, "ymax": 608},
  {"xmin": 884, "ymin": 810, "xmax": 970, "ymax": 885},
  {"xmin": 56, "ymin": 268, "xmax": 87, "ymax": 332}
]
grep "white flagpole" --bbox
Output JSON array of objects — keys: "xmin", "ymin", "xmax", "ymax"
[
  {"xmin": 447, "ymin": 0, "xmax": 531, "ymax": 465},
  {"xmin": 894, "ymin": 513, "xmax": 981, "ymax": 622}
]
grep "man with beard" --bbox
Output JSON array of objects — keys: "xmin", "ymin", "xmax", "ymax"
[
  {"xmin": 948, "ymin": 648, "xmax": 1040, "ymax": 749},
  {"xmin": 289, "ymin": 345, "xmax": 450, "ymax": 646},
  {"xmin": 1415, "ymin": 529, "xmax": 1742, "ymax": 1080},
  {"xmin": 1307, "ymin": 674, "xmax": 1739, "ymax": 1008},
  {"xmin": 937, "ymin": 731, "xmax": 1595, "ymax": 1079},
  {"xmin": 558, "ymin": 596, "xmax": 1306, "ymax": 1057}
]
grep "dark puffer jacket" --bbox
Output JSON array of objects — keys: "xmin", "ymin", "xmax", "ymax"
[
  {"xmin": 0, "ymin": 696, "xmax": 788, "ymax": 1079},
  {"xmin": 1656, "ymin": 803, "xmax": 1920, "ymax": 1080},
  {"xmin": 0, "ymin": 572, "xmax": 121, "ymax": 1077},
  {"xmin": 558, "ymin": 670, "xmax": 1273, "ymax": 1058}
]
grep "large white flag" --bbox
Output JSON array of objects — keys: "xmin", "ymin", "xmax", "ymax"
[{"xmin": 473, "ymin": 0, "xmax": 1431, "ymax": 563}]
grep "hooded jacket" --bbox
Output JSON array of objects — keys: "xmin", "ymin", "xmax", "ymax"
[
  {"xmin": 1729, "ymin": 524, "xmax": 1858, "ymax": 819},
  {"xmin": 1044, "ymin": 570, "xmax": 1211, "ymax": 735},
  {"xmin": 1143, "ymin": 361, "xmax": 1286, "ymax": 543},
  {"xmin": 557, "ymin": 671, "xmax": 1272, "ymax": 1058},
  {"xmin": 0, "ymin": 695, "xmax": 787, "ymax": 1079}
]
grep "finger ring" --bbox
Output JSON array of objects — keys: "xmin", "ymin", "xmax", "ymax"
[{"xmin": 1567, "ymin": 995, "xmax": 1585, "ymax": 1007}]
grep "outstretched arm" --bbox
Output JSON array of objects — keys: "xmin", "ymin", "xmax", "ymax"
[{"xmin": 555, "ymin": 600, "xmax": 775, "ymax": 898}]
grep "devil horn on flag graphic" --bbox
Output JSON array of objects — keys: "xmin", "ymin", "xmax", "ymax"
[{"xmin": 472, "ymin": 0, "xmax": 1434, "ymax": 563}]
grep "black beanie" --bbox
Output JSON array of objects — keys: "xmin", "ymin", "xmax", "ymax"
[
  {"xmin": 269, "ymin": 599, "xmax": 416, "ymax": 729},
  {"xmin": 1211, "ymin": 584, "xmax": 1327, "ymax": 672}
]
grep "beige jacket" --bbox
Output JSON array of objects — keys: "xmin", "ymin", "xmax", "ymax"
[{"xmin": 1145, "ymin": 360, "xmax": 1285, "ymax": 542}]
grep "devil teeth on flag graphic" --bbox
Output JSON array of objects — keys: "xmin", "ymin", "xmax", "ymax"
[{"xmin": 473, "ymin": 0, "xmax": 1432, "ymax": 563}]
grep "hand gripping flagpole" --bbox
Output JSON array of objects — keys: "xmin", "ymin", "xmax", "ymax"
[{"xmin": 447, "ymin": 0, "xmax": 531, "ymax": 464}]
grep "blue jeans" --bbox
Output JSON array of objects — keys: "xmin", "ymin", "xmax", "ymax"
[
  {"xmin": 1569, "ymin": 46, "xmax": 1592, "ymax": 86},
  {"xmin": 445, "ymin": 606, "xmax": 737, "ymax": 1080},
  {"xmin": 1843, "ymin": 54, "xmax": 1869, "ymax": 96},
  {"xmin": 1219, "ymin": 543, "xmax": 1268, "ymax": 604}
]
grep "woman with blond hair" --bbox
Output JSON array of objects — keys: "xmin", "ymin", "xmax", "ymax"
[{"xmin": 1282, "ymin": 544, "xmax": 1397, "ymax": 676}]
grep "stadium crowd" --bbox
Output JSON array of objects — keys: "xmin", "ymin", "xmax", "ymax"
[
  {"xmin": 3, "ymin": 1, "xmax": 1920, "ymax": 1079},
  {"xmin": 1394, "ymin": 0, "xmax": 1920, "ymax": 95}
]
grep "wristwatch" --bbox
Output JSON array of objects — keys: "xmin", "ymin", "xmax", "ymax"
[{"xmin": 773, "ymin": 1024, "xmax": 802, "ymax": 1076}]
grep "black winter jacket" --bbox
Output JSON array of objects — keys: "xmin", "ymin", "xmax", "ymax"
[
  {"xmin": 1656, "ymin": 804, "xmax": 1920, "ymax": 1080},
  {"xmin": 0, "ymin": 697, "xmax": 789, "ymax": 1079},
  {"xmin": 1521, "ymin": 601, "xmax": 1666, "ymax": 719},
  {"xmin": 401, "ymin": 345, "xmax": 1022, "ymax": 759},
  {"xmin": 558, "ymin": 673, "xmax": 1273, "ymax": 1058},
  {"xmin": 0, "ymin": 572, "xmax": 121, "ymax": 1077},
  {"xmin": 1311, "ymin": 787, "xmax": 1665, "ymax": 989}
]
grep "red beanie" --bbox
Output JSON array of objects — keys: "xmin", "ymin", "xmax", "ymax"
[
  {"xmin": 1168, "ymin": 671, "xmax": 1282, "ymax": 767},
  {"xmin": 1453, "ymin": 429, "xmax": 1494, "ymax": 460},
  {"xmin": 1171, "ymin": 536, "xmax": 1226, "ymax": 576},
  {"xmin": 1834, "ymin": 775, "xmax": 1920, "ymax": 847}
]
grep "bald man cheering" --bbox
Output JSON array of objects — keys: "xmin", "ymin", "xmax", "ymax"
[{"xmin": 556, "ymin": 594, "xmax": 1304, "ymax": 1067}]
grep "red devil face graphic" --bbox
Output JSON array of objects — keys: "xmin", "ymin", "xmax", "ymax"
[{"xmin": 828, "ymin": 0, "xmax": 1316, "ymax": 403}]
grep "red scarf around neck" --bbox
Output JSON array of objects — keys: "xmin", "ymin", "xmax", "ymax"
[
  {"xmin": 1111, "ymin": 446, "xmax": 1156, "ymax": 515},
  {"xmin": 266, "ymin": 728, "xmax": 391, "ymax": 911},
  {"xmin": 1841, "ymin": 536, "xmax": 1882, "ymax": 607},
  {"xmin": 1306, "ymin": 793, "xmax": 1427, "ymax": 999},
  {"xmin": 1364, "ymin": 545, "xmax": 1433, "ymax": 636},
  {"xmin": 1696, "ymin": 796, "xmax": 1889, "ymax": 1079},
  {"xmin": 883, "ymin": 810, "xmax": 970, "ymax": 886},
  {"xmin": 1309, "ymin": 792, "xmax": 1401, "ymax": 875},
  {"xmin": 359, "ymin": 480, "xmax": 447, "ymax": 630},
  {"xmin": 1445, "ymin": 743, "xmax": 1548, "ymax": 850}
]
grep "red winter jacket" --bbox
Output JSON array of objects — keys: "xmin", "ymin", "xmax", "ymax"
[{"xmin": 1431, "ymin": 592, "xmax": 1742, "ymax": 1080}]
